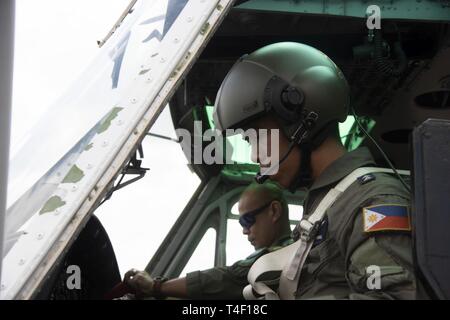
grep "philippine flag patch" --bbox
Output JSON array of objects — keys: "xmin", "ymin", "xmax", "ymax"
[{"xmin": 363, "ymin": 204, "xmax": 411, "ymax": 233}]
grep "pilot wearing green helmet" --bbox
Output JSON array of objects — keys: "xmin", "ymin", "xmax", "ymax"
[{"xmin": 213, "ymin": 42, "xmax": 416, "ymax": 299}]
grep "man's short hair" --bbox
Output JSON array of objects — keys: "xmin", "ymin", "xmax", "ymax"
[{"xmin": 243, "ymin": 180, "xmax": 289, "ymax": 217}]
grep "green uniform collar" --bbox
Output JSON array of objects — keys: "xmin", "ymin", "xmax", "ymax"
[
  {"xmin": 270, "ymin": 233, "xmax": 293, "ymax": 247},
  {"xmin": 309, "ymin": 147, "xmax": 376, "ymax": 192},
  {"xmin": 241, "ymin": 233, "xmax": 292, "ymax": 264}
]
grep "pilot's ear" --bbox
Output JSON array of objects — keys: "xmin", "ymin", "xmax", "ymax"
[{"xmin": 271, "ymin": 201, "xmax": 282, "ymax": 222}]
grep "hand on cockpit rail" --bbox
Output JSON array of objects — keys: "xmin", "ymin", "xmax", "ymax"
[{"xmin": 123, "ymin": 268, "xmax": 155, "ymax": 298}]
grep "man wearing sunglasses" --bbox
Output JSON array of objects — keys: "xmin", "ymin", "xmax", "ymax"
[
  {"xmin": 238, "ymin": 182, "xmax": 292, "ymax": 251},
  {"xmin": 120, "ymin": 181, "xmax": 292, "ymax": 299}
]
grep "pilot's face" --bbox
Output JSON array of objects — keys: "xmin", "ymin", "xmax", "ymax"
[
  {"xmin": 238, "ymin": 191, "xmax": 277, "ymax": 249},
  {"xmin": 244, "ymin": 115, "xmax": 301, "ymax": 188}
]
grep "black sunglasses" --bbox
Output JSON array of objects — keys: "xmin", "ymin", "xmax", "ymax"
[{"xmin": 239, "ymin": 200, "xmax": 276, "ymax": 229}]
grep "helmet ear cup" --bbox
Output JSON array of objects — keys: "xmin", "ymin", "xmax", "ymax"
[
  {"xmin": 264, "ymin": 76, "xmax": 304, "ymax": 123},
  {"xmin": 281, "ymin": 86, "xmax": 304, "ymax": 113}
]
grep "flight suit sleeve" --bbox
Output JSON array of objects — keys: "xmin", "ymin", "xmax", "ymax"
[
  {"xmin": 185, "ymin": 263, "xmax": 249, "ymax": 299},
  {"xmin": 185, "ymin": 249, "xmax": 267, "ymax": 299},
  {"xmin": 341, "ymin": 194, "xmax": 416, "ymax": 300}
]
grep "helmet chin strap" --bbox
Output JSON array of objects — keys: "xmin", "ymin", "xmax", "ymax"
[
  {"xmin": 288, "ymin": 121, "xmax": 339, "ymax": 191},
  {"xmin": 254, "ymin": 141, "xmax": 313, "ymax": 190},
  {"xmin": 255, "ymin": 111, "xmax": 318, "ymax": 186},
  {"xmin": 255, "ymin": 140, "xmax": 297, "ymax": 184},
  {"xmin": 288, "ymin": 144, "xmax": 313, "ymax": 191}
]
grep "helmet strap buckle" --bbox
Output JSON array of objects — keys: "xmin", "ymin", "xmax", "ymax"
[{"xmin": 290, "ymin": 111, "xmax": 318, "ymax": 144}]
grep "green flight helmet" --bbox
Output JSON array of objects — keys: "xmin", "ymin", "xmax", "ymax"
[{"xmin": 213, "ymin": 42, "xmax": 350, "ymax": 146}]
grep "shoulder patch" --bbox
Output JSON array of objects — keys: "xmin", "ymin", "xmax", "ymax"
[{"xmin": 363, "ymin": 204, "xmax": 411, "ymax": 233}]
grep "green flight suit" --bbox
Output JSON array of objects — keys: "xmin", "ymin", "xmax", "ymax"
[
  {"xmin": 293, "ymin": 147, "xmax": 416, "ymax": 299},
  {"xmin": 186, "ymin": 235, "xmax": 292, "ymax": 299}
]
